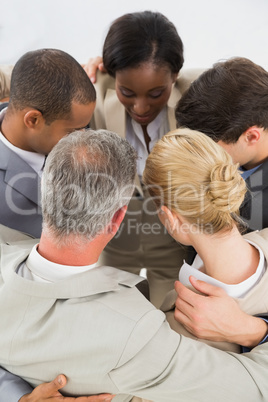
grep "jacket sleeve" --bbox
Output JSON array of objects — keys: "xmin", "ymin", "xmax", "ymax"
[
  {"xmin": 0, "ymin": 65, "xmax": 13, "ymax": 100},
  {"xmin": 110, "ymin": 311, "xmax": 268, "ymax": 401},
  {"xmin": 0, "ymin": 367, "xmax": 33, "ymax": 402}
]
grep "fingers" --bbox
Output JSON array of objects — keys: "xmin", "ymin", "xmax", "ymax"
[
  {"xmin": 188, "ymin": 276, "xmax": 227, "ymax": 297},
  {"xmin": 174, "ymin": 279, "xmax": 227, "ymax": 319},
  {"xmin": 63, "ymin": 394, "xmax": 115, "ymax": 402},
  {"xmin": 98, "ymin": 62, "xmax": 105, "ymax": 72},
  {"xmin": 174, "ymin": 280, "xmax": 202, "ymax": 306},
  {"xmin": 83, "ymin": 56, "xmax": 103, "ymax": 83},
  {"xmin": 19, "ymin": 375, "xmax": 67, "ymax": 401},
  {"xmin": 173, "ymin": 283, "xmax": 197, "ymax": 326},
  {"xmin": 53, "ymin": 374, "xmax": 67, "ymax": 390},
  {"xmin": 174, "ymin": 290, "xmax": 197, "ymax": 326},
  {"xmin": 20, "ymin": 376, "xmax": 115, "ymax": 402},
  {"xmin": 173, "ymin": 284, "xmax": 210, "ymax": 338},
  {"xmin": 38, "ymin": 374, "xmax": 67, "ymax": 397},
  {"xmin": 41, "ymin": 374, "xmax": 67, "ymax": 398}
]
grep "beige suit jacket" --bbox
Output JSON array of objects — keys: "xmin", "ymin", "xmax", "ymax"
[
  {"xmin": 0, "ymin": 65, "xmax": 13, "ymax": 100},
  {"xmin": 90, "ymin": 70, "xmax": 204, "ymax": 291},
  {"xmin": 0, "ymin": 66, "xmax": 203, "ymax": 195},
  {"xmin": 1, "ymin": 225, "xmax": 268, "ymax": 401},
  {"xmin": 161, "ymin": 229, "xmax": 268, "ymax": 352}
]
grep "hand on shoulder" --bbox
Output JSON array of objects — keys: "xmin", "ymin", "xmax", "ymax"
[
  {"xmin": 82, "ymin": 57, "xmax": 106, "ymax": 83},
  {"xmin": 19, "ymin": 374, "xmax": 115, "ymax": 402}
]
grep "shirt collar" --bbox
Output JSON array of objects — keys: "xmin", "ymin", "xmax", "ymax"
[
  {"xmin": 26, "ymin": 244, "xmax": 97, "ymax": 283},
  {"xmin": 240, "ymin": 164, "xmax": 261, "ymax": 180},
  {"xmin": 130, "ymin": 107, "xmax": 167, "ymax": 143},
  {"xmin": 0, "ymin": 108, "xmax": 45, "ymax": 176}
]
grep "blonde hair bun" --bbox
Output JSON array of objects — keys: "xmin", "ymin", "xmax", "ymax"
[
  {"xmin": 143, "ymin": 127, "xmax": 248, "ymax": 234},
  {"xmin": 207, "ymin": 163, "xmax": 247, "ymax": 213}
]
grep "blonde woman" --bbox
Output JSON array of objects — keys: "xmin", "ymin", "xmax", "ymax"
[{"xmin": 143, "ymin": 128, "xmax": 268, "ymax": 352}]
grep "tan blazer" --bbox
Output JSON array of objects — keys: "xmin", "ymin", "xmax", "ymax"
[
  {"xmin": 161, "ymin": 228, "xmax": 268, "ymax": 352},
  {"xmin": 91, "ymin": 68, "xmax": 204, "ymax": 195},
  {"xmin": 1, "ymin": 224, "xmax": 268, "ymax": 401},
  {"xmin": 90, "ymin": 69, "xmax": 205, "ymax": 308},
  {"xmin": 0, "ymin": 65, "xmax": 13, "ymax": 101}
]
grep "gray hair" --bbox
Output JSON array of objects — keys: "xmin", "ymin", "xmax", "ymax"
[{"xmin": 41, "ymin": 129, "xmax": 137, "ymax": 246}]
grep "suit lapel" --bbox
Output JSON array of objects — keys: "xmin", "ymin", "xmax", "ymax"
[
  {"xmin": 1, "ymin": 143, "xmax": 41, "ymax": 206},
  {"xmin": 104, "ymin": 89, "xmax": 126, "ymax": 138},
  {"xmin": 247, "ymin": 162, "xmax": 268, "ymax": 191},
  {"xmin": 103, "ymin": 89, "xmax": 144, "ymax": 196},
  {"xmin": 167, "ymin": 84, "xmax": 181, "ymax": 132}
]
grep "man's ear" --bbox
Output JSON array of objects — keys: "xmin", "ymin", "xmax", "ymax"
[
  {"xmin": 243, "ymin": 126, "xmax": 261, "ymax": 145},
  {"xmin": 23, "ymin": 110, "xmax": 45, "ymax": 129},
  {"xmin": 108, "ymin": 206, "xmax": 127, "ymax": 236}
]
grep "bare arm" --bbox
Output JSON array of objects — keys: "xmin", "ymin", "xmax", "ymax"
[{"xmin": 174, "ymin": 276, "xmax": 268, "ymax": 348}]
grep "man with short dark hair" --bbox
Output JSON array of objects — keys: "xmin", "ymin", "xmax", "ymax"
[
  {"xmin": 0, "ymin": 48, "xmax": 96, "ymax": 237},
  {"xmin": 173, "ymin": 57, "xmax": 268, "ymax": 354},
  {"xmin": 0, "ymin": 48, "xmax": 96, "ymax": 402},
  {"xmin": 176, "ymin": 57, "xmax": 268, "ymax": 232}
]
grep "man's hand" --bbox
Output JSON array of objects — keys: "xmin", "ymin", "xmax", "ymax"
[
  {"xmin": 82, "ymin": 57, "xmax": 106, "ymax": 83},
  {"xmin": 19, "ymin": 374, "xmax": 115, "ymax": 402},
  {"xmin": 174, "ymin": 276, "xmax": 268, "ymax": 347}
]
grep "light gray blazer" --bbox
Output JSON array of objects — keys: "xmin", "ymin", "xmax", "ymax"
[{"xmin": 0, "ymin": 225, "xmax": 268, "ymax": 402}]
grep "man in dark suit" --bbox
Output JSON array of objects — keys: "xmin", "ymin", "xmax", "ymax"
[
  {"xmin": 176, "ymin": 57, "xmax": 268, "ymax": 232},
  {"xmin": 173, "ymin": 57, "xmax": 268, "ymax": 349},
  {"xmin": 0, "ymin": 48, "xmax": 96, "ymax": 237}
]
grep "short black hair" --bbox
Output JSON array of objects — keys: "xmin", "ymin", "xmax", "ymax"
[
  {"xmin": 9, "ymin": 48, "xmax": 96, "ymax": 124},
  {"xmin": 103, "ymin": 11, "xmax": 184, "ymax": 77}
]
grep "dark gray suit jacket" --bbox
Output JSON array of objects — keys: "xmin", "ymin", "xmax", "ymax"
[
  {"xmin": 0, "ymin": 140, "xmax": 42, "ymax": 238},
  {"xmin": 240, "ymin": 160, "xmax": 268, "ymax": 232}
]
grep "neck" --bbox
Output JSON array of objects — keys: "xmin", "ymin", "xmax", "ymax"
[
  {"xmin": 38, "ymin": 231, "xmax": 109, "ymax": 266},
  {"xmin": 1, "ymin": 110, "xmax": 21, "ymax": 146},
  {"xmin": 243, "ymin": 128, "xmax": 268, "ymax": 169},
  {"xmin": 0, "ymin": 109, "xmax": 31, "ymax": 150},
  {"xmin": 243, "ymin": 157, "xmax": 266, "ymax": 170},
  {"xmin": 190, "ymin": 226, "xmax": 259, "ymax": 284}
]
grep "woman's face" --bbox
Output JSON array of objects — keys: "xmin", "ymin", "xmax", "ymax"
[{"xmin": 115, "ymin": 63, "xmax": 177, "ymax": 126}]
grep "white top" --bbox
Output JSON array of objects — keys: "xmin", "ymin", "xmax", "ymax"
[
  {"xmin": 126, "ymin": 108, "xmax": 169, "ymax": 177},
  {"xmin": 179, "ymin": 240, "xmax": 266, "ymax": 298},
  {"xmin": 0, "ymin": 108, "xmax": 45, "ymax": 177},
  {"xmin": 16, "ymin": 244, "xmax": 97, "ymax": 283}
]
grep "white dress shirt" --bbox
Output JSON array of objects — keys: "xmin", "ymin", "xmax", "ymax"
[
  {"xmin": 0, "ymin": 108, "xmax": 45, "ymax": 177},
  {"xmin": 126, "ymin": 108, "xmax": 169, "ymax": 177},
  {"xmin": 17, "ymin": 244, "xmax": 97, "ymax": 283}
]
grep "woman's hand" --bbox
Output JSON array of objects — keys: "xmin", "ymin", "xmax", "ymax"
[{"xmin": 82, "ymin": 57, "xmax": 106, "ymax": 83}]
